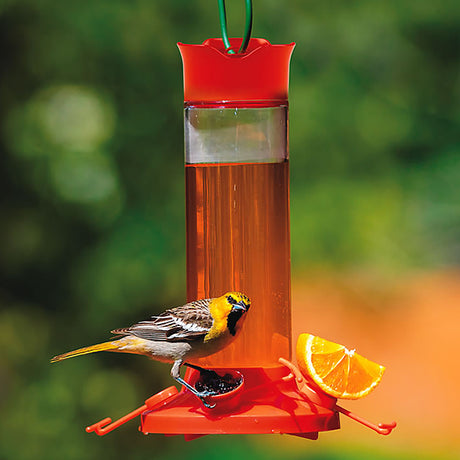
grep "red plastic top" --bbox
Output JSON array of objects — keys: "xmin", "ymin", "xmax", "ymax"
[{"xmin": 178, "ymin": 38, "xmax": 295, "ymax": 104}]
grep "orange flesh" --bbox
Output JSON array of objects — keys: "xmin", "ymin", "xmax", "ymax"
[{"xmin": 297, "ymin": 334, "xmax": 385, "ymax": 399}]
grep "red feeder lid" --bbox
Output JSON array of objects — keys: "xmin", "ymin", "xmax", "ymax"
[{"xmin": 178, "ymin": 38, "xmax": 295, "ymax": 104}]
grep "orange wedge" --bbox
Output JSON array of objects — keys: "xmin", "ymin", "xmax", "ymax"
[{"xmin": 296, "ymin": 333, "xmax": 385, "ymax": 400}]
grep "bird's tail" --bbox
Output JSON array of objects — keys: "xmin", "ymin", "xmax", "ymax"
[{"xmin": 50, "ymin": 341, "xmax": 118, "ymax": 363}]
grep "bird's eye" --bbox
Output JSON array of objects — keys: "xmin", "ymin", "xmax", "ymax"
[{"xmin": 226, "ymin": 295, "xmax": 237, "ymax": 305}]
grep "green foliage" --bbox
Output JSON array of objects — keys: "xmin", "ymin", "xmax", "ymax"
[{"xmin": 0, "ymin": 1, "xmax": 458, "ymax": 459}]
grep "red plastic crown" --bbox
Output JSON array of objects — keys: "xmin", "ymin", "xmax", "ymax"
[{"xmin": 178, "ymin": 38, "xmax": 295, "ymax": 103}]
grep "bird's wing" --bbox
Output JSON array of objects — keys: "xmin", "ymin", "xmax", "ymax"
[{"xmin": 111, "ymin": 299, "xmax": 213, "ymax": 342}]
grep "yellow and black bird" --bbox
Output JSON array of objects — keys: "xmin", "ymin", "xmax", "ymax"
[{"xmin": 51, "ymin": 292, "xmax": 250, "ymax": 407}]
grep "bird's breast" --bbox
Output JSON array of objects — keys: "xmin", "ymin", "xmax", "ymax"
[{"xmin": 116, "ymin": 336, "xmax": 194, "ymax": 362}]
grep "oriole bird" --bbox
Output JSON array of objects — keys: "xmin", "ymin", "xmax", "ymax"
[{"xmin": 51, "ymin": 292, "xmax": 250, "ymax": 407}]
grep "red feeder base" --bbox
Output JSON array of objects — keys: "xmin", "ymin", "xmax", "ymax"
[
  {"xmin": 139, "ymin": 366, "xmax": 339, "ymax": 439},
  {"xmin": 86, "ymin": 360, "xmax": 396, "ymax": 438}
]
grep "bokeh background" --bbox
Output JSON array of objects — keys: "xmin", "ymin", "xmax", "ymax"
[{"xmin": 0, "ymin": 0, "xmax": 459, "ymax": 459}]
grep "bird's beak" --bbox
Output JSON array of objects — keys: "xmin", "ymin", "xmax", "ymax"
[{"xmin": 233, "ymin": 300, "xmax": 249, "ymax": 312}]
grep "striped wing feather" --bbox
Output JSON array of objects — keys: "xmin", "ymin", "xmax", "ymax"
[{"xmin": 111, "ymin": 298, "xmax": 213, "ymax": 342}]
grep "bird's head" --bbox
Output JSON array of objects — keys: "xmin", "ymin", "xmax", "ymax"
[
  {"xmin": 204, "ymin": 292, "xmax": 251, "ymax": 343},
  {"xmin": 221, "ymin": 291, "xmax": 251, "ymax": 336}
]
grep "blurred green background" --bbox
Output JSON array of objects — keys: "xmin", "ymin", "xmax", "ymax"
[{"xmin": 0, "ymin": 1, "xmax": 459, "ymax": 459}]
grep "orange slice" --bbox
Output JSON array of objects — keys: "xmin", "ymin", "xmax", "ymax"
[{"xmin": 296, "ymin": 333, "xmax": 385, "ymax": 399}]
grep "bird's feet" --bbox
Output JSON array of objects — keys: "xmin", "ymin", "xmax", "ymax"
[
  {"xmin": 196, "ymin": 393, "xmax": 217, "ymax": 409},
  {"xmin": 183, "ymin": 363, "xmax": 220, "ymax": 408},
  {"xmin": 173, "ymin": 374, "xmax": 217, "ymax": 409}
]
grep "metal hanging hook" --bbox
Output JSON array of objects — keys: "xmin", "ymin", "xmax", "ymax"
[{"xmin": 218, "ymin": 0, "xmax": 253, "ymax": 54}]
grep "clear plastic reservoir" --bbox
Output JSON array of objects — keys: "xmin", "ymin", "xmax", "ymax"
[{"xmin": 185, "ymin": 103, "xmax": 291, "ymax": 367}]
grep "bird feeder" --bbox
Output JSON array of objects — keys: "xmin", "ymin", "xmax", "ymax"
[
  {"xmin": 143, "ymin": 36, "xmax": 341, "ymax": 438},
  {"xmin": 85, "ymin": 7, "xmax": 396, "ymax": 440}
]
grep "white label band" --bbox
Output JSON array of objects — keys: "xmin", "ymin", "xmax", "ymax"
[{"xmin": 185, "ymin": 106, "xmax": 288, "ymax": 164}]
